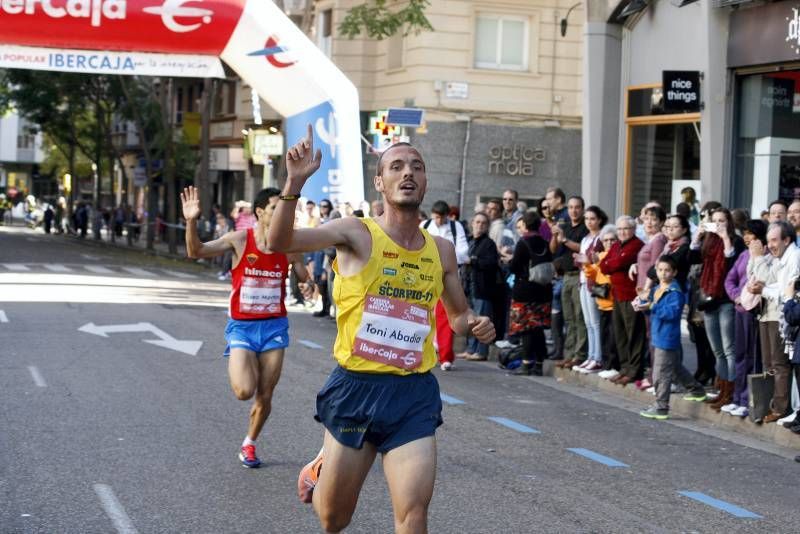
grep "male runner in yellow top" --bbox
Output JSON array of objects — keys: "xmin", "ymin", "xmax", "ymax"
[{"xmin": 269, "ymin": 125, "xmax": 495, "ymax": 533}]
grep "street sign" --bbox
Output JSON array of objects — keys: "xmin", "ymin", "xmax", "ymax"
[
  {"xmin": 662, "ymin": 71, "xmax": 701, "ymax": 113},
  {"xmin": 386, "ymin": 107, "xmax": 425, "ymax": 127}
]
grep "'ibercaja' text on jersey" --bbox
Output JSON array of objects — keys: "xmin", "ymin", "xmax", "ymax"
[{"xmin": 332, "ymin": 218, "xmax": 444, "ymax": 375}]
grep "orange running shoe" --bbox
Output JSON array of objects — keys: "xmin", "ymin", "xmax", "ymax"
[{"xmin": 297, "ymin": 448, "xmax": 324, "ymax": 504}]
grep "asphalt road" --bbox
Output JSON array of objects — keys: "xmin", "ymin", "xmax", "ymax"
[{"xmin": 2, "ymin": 225, "xmax": 799, "ymax": 533}]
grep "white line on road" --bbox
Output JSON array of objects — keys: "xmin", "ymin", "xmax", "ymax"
[
  {"xmin": 28, "ymin": 366, "xmax": 47, "ymax": 387},
  {"xmin": 81, "ymin": 254, "xmax": 101, "ymax": 261},
  {"xmin": 121, "ymin": 267, "xmax": 155, "ymax": 277},
  {"xmin": 298, "ymin": 339, "xmax": 324, "ymax": 350},
  {"xmin": 2, "ymin": 263, "xmax": 30, "ymax": 271},
  {"xmin": 160, "ymin": 269, "xmax": 198, "ymax": 279},
  {"xmin": 0, "ymin": 310, "xmax": 7, "ymax": 323},
  {"xmin": 93, "ymin": 484, "xmax": 139, "ymax": 534},
  {"xmin": 44, "ymin": 264, "xmax": 73, "ymax": 272},
  {"xmin": 84, "ymin": 265, "xmax": 115, "ymax": 274}
]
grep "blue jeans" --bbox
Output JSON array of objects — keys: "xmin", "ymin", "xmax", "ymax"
[
  {"xmin": 467, "ymin": 297, "xmax": 493, "ymax": 356},
  {"xmin": 579, "ymin": 283, "xmax": 602, "ymax": 361},
  {"xmin": 703, "ymin": 302, "xmax": 736, "ymax": 381}
]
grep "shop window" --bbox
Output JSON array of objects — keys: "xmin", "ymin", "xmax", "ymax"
[
  {"xmin": 628, "ymin": 123, "xmax": 701, "ymax": 212},
  {"xmin": 732, "ymin": 70, "xmax": 800, "ymax": 214},
  {"xmin": 474, "ymin": 14, "xmax": 529, "ymax": 71}
]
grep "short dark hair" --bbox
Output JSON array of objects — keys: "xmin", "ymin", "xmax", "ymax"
[
  {"xmin": 745, "ymin": 219, "xmax": 768, "ymax": 245},
  {"xmin": 319, "ymin": 198, "xmax": 332, "ymax": 209},
  {"xmin": 487, "ymin": 198, "xmax": 502, "ymax": 209},
  {"xmin": 306, "ymin": 200, "xmax": 315, "ymax": 206},
  {"xmin": 255, "ymin": 187, "xmax": 281, "ymax": 210},
  {"xmin": 503, "ymin": 189, "xmax": 519, "ymax": 201},
  {"xmin": 667, "ymin": 214, "xmax": 690, "ymax": 234},
  {"xmin": 657, "ymin": 255, "xmax": 678, "ymax": 272},
  {"xmin": 522, "ymin": 210, "xmax": 541, "ymax": 232},
  {"xmin": 431, "ymin": 200, "xmax": 449, "ymax": 216},
  {"xmin": 769, "ymin": 199, "xmax": 788, "ymax": 211},
  {"xmin": 675, "ymin": 202, "xmax": 691, "ymax": 218},
  {"xmin": 375, "ymin": 142, "xmax": 424, "ymax": 176},
  {"xmin": 546, "ymin": 187, "xmax": 566, "ymax": 204},
  {"xmin": 567, "ymin": 195, "xmax": 585, "ymax": 209}
]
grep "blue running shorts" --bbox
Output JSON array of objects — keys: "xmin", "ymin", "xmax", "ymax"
[
  {"xmin": 315, "ymin": 366, "xmax": 443, "ymax": 453},
  {"xmin": 223, "ymin": 317, "xmax": 290, "ymax": 357}
]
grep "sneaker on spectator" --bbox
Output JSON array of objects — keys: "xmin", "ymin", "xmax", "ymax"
[
  {"xmin": 720, "ymin": 403, "xmax": 739, "ymax": 414},
  {"xmin": 440, "ymin": 362, "xmax": 453, "ymax": 371},
  {"xmin": 495, "ymin": 340, "xmax": 518, "ymax": 349},
  {"xmin": 599, "ymin": 369, "xmax": 620, "ymax": 380},
  {"xmin": 635, "ymin": 378, "xmax": 652, "ymax": 391},
  {"xmin": 645, "ymin": 386, "xmax": 655, "ymax": 394},
  {"xmin": 730, "ymin": 405, "xmax": 748, "ymax": 417},
  {"xmin": 571, "ymin": 360, "xmax": 590, "ymax": 372},
  {"xmin": 580, "ymin": 361, "xmax": 602, "ymax": 373},
  {"xmin": 777, "ymin": 412, "xmax": 797, "ymax": 426},
  {"xmin": 683, "ymin": 390, "xmax": 707, "ymax": 402},
  {"xmin": 640, "ymin": 406, "xmax": 669, "ymax": 420}
]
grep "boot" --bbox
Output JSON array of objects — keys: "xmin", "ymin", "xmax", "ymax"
[
  {"xmin": 710, "ymin": 380, "xmax": 734, "ymax": 412},
  {"xmin": 548, "ymin": 312, "xmax": 564, "ymax": 360},
  {"xmin": 704, "ymin": 377, "xmax": 722, "ymax": 404},
  {"xmin": 532, "ymin": 362, "xmax": 543, "ymax": 376}
]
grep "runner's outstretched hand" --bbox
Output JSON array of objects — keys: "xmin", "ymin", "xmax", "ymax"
[
  {"xmin": 181, "ymin": 186, "xmax": 201, "ymax": 221},
  {"xmin": 467, "ymin": 315, "xmax": 495, "ymax": 344},
  {"xmin": 286, "ymin": 123, "xmax": 322, "ymax": 185}
]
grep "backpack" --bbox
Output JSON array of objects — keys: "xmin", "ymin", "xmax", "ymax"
[{"xmin": 520, "ymin": 238, "xmax": 554, "ymax": 285}]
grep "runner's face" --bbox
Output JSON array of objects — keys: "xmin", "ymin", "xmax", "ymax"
[{"xmin": 375, "ymin": 145, "xmax": 427, "ymax": 209}]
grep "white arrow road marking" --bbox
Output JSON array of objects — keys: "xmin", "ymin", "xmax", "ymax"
[
  {"xmin": 78, "ymin": 322, "xmax": 203, "ymax": 356},
  {"xmin": 93, "ymin": 484, "xmax": 139, "ymax": 534},
  {"xmin": 28, "ymin": 366, "xmax": 47, "ymax": 387},
  {"xmin": 2, "ymin": 263, "xmax": 30, "ymax": 271},
  {"xmin": 44, "ymin": 264, "xmax": 73, "ymax": 272},
  {"xmin": 121, "ymin": 267, "xmax": 156, "ymax": 277},
  {"xmin": 0, "ymin": 310, "xmax": 7, "ymax": 323},
  {"xmin": 160, "ymin": 269, "xmax": 198, "ymax": 279},
  {"xmin": 85, "ymin": 265, "xmax": 115, "ymax": 274}
]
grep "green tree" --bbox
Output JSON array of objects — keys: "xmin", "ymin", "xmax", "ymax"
[{"xmin": 340, "ymin": 0, "xmax": 433, "ymax": 40}]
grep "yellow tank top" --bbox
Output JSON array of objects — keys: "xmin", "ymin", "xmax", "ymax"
[{"xmin": 332, "ymin": 217, "xmax": 443, "ymax": 375}]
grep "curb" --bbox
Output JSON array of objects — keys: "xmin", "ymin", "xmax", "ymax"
[{"xmin": 550, "ymin": 365, "xmax": 800, "ymax": 451}]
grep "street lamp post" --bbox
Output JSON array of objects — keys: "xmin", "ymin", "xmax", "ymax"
[{"xmin": 560, "ymin": 2, "xmax": 583, "ymax": 37}]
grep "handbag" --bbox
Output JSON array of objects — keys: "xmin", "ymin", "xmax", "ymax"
[
  {"xmin": 590, "ymin": 283, "xmax": 610, "ymax": 299},
  {"xmin": 747, "ymin": 372, "xmax": 775, "ymax": 423},
  {"xmin": 520, "ymin": 238, "xmax": 554, "ymax": 285},
  {"xmin": 696, "ymin": 288, "xmax": 721, "ymax": 312}
]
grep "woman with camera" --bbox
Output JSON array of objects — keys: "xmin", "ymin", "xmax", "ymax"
[
  {"xmin": 508, "ymin": 211, "xmax": 554, "ymax": 376},
  {"xmin": 689, "ymin": 206, "xmax": 746, "ymax": 409}
]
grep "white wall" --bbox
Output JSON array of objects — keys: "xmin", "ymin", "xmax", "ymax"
[{"xmin": 0, "ymin": 113, "xmax": 20, "ymax": 162}]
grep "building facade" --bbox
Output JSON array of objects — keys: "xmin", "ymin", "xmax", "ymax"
[
  {"xmin": 313, "ymin": 0, "xmax": 584, "ymax": 213},
  {"xmin": 584, "ymin": 0, "xmax": 800, "ymax": 217},
  {"xmin": 0, "ymin": 112, "xmax": 44, "ymax": 199}
]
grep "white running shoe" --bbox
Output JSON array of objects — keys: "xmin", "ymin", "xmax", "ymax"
[
  {"xmin": 730, "ymin": 405, "xmax": 749, "ymax": 417},
  {"xmin": 572, "ymin": 360, "xmax": 590, "ymax": 372},
  {"xmin": 599, "ymin": 369, "xmax": 620, "ymax": 380},
  {"xmin": 440, "ymin": 362, "xmax": 453, "ymax": 371},
  {"xmin": 720, "ymin": 403, "xmax": 739, "ymax": 414},
  {"xmin": 581, "ymin": 361, "xmax": 602, "ymax": 373},
  {"xmin": 494, "ymin": 340, "xmax": 518, "ymax": 349},
  {"xmin": 645, "ymin": 386, "xmax": 655, "ymax": 395},
  {"xmin": 777, "ymin": 412, "xmax": 797, "ymax": 426}
]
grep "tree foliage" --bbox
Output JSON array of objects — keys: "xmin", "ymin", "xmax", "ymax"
[{"xmin": 339, "ymin": 0, "xmax": 433, "ymax": 40}]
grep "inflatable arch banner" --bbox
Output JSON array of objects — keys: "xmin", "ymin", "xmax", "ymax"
[{"xmin": 0, "ymin": 0, "xmax": 364, "ymax": 204}]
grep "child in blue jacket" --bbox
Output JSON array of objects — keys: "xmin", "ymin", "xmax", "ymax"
[{"xmin": 640, "ymin": 256, "xmax": 707, "ymax": 420}]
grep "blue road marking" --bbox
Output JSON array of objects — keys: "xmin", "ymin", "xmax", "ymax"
[
  {"xmin": 488, "ymin": 417, "xmax": 540, "ymax": 434},
  {"xmin": 678, "ymin": 491, "xmax": 762, "ymax": 519},
  {"xmin": 567, "ymin": 448, "xmax": 629, "ymax": 467},
  {"xmin": 440, "ymin": 393, "xmax": 465, "ymax": 405},
  {"xmin": 297, "ymin": 339, "xmax": 324, "ymax": 350}
]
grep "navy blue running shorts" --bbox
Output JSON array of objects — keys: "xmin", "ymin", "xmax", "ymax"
[
  {"xmin": 223, "ymin": 317, "xmax": 290, "ymax": 357},
  {"xmin": 315, "ymin": 366, "xmax": 443, "ymax": 453}
]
